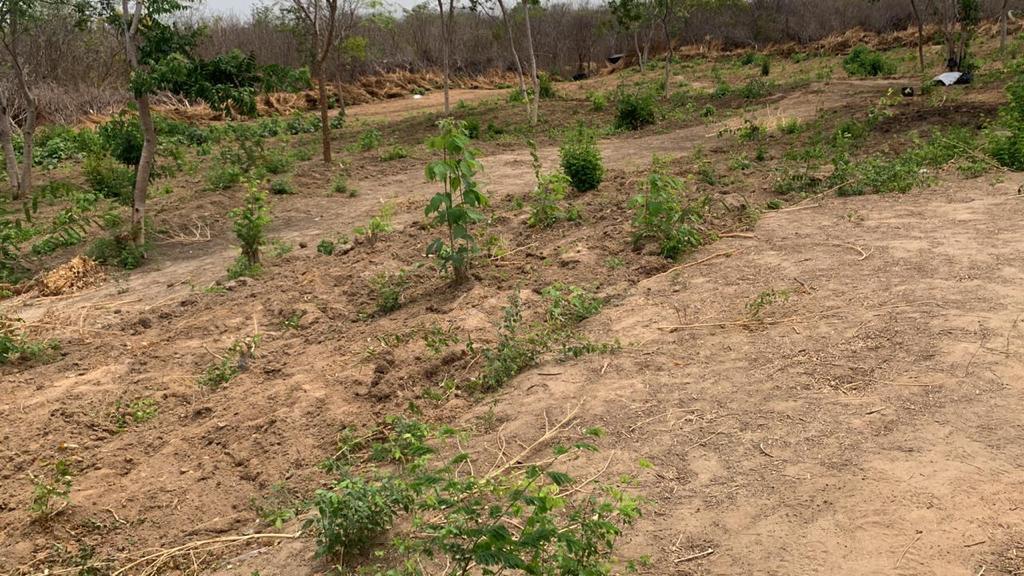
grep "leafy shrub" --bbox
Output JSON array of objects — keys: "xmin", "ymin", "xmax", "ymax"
[
  {"xmin": 630, "ymin": 167, "xmax": 707, "ymax": 259},
  {"xmin": 316, "ymin": 239, "xmax": 336, "ymax": 255},
  {"xmin": 760, "ymin": 56, "xmax": 771, "ymax": 77},
  {"xmin": 543, "ymin": 283, "xmax": 603, "ymax": 326},
  {"xmin": 206, "ymin": 162, "xmax": 244, "ymax": 190},
  {"xmin": 309, "ymin": 414, "xmax": 639, "ymax": 573},
  {"xmin": 308, "ymin": 476, "xmax": 410, "ymax": 560},
  {"xmin": 30, "ymin": 460, "xmax": 73, "ymax": 517},
  {"xmin": 538, "ymin": 72, "xmax": 556, "ymax": 99},
  {"xmin": 711, "ymin": 82, "xmax": 731, "ymax": 99},
  {"xmin": 528, "ymin": 172, "xmax": 573, "ymax": 227},
  {"xmin": 331, "ymin": 175, "xmax": 357, "ymax": 197},
  {"xmin": 354, "ymin": 203, "xmax": 393, "ymax": 241},
  {"xmin": 261, "ymin": 149, "xmax": 294, "ymax": 175},
  {"xmin": 990, "ymin": 71, "xmax": 1024, "ymax": 169},
  {"xmin": 842, "ymin": 45, "xmax": 896, "ymax": 77},
  {"xmin": 615, "ymin": 90, "xmax": 657, "ymax": 131},
  {"xmin": 559, "ymin": 127, "xmax": 604, "ymax": 192},
  {"xmin": 355, "ymin": 128, "xmax": 382, "ymax": 151},
  {"xmin": 1, "ymin": 315, "xmax": 58, "ymax": 365},
  {"xmin": 379, "ymin": 145, "xmax": 408, "ymax": 161},
  {"xmin": 475, "ymin": 292, "xmax": 547, "ymax": 391},
  {"xmin": 98, "ymin": 113, "xmax": 144, "ymax": 166},
  {"xmin": 228, "ymin": 181, "xmax": 270, "ymax": 279},
  {"xmin": 370, "ymin": 270, "xmax": 411, "ymax": 316},
  {"xmin": 587, "ymin": 90, "xmax": 607, "ymax": 111},
  {"xmin": 87, "ymin": 235, "xmax": 146, "ymax": 269},
  {"xmin": 268, "ymin": 178, "xmax": 294, "ymax": 195},
  {"xmin": 738, "ymin": 121, "xmax": 766, "ymax": 142},
  {"xmin": 197, "ymin": 336, "xmax": 259, "ymax": 389},
  {"xmin": 739, "ymin": 78, "xmax": 775, "ymax": 99},
  {"xmin": 34, "ymin": 125, "xmax": 100, "ymax": 169},
  {"xmin": 84, "ymin": 154, "xmax": 134, "ymax": 204},
  {"xmin": 425, "ymin": 119, "xmax": 488, "ymax": 282},
  {"xmin": 464, "ymin": 118, "xmax": 481, "ymax": 139},
  {"xmin": 779, "ymin": 118, "xmax": 803, "ymax": 135}
]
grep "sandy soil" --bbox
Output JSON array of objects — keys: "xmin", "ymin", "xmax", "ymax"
[{"xmin": 3, "ymin": 76, "xmax": 1023, "ymax": 575}]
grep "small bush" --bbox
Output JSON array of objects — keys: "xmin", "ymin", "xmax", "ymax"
[
  {"xmin": 538, "ymin": 72, "xmax": 556, "ymax": 99},
  {"xmin": 331, "ymin": 174, "xmax": 357, "ymax": 196},
  {"xmin": 308, "ymin": 476, "xmax": 409, "ymax": 561},
  {"xmin": 615, "ymin": 90, "xmax": 657, "ymax": 131},
  {"xmin": 87, "ymin": 235, "xmax": 145, "ymax": 269},
  {"xmin": 206, "ymin": 162, "xmax": 244, "ymax": 190},
  {"xmin": 84, "ymin": 154, "xmax": 134, "ymax": 204},
  {"xmin": 197, "ymin": 336, "xmax": 259, "ymax": 389},
  {"xmin": 316, "ymin": 239, "xmax": 336, "ymax": 255},
  {"xmin": 543, "ymin": 283, "xmax": 603, "ymax": 326},
  {"xmin": 630, "ymin": 167, "xmax": 707, "ymax": 259},
  {"xmin": 739, "ymin": 78, "xmax": 775, "ymax": 100},
  {"xmin": 559, "ymin": 127, "xmax": 604, "ymax": 192},
  {"xmin": 528, "ymin": 172, "xmax": 572, "ymax": 227},
  {"xmin": 1, "ymin": 315, "xmax": 58, "ymax": 365},
  {"xmin": 711, "ymin": 82, "xmax": 731, "ymax": 99},
  {"xmin": 268, "ymin": 178, "xmax": 294, "ymax": 195},
  {"xmin": 379, "ymin": 145, "xmax": 408, "ymax": 161},
  {"xmin": 261, "ymin": 149, "xmax": 294, "ymax": 175},
  {"xmin": 355, "ymin": 128, "xmax": 382, "ymax": 151},
  {"xmin": 760, "ymin": 56, "xmax": 771, "ymax": 77},
  {"xmin": 464, "ymin": 118, "xmax": 481, "ymax": 139},
  {"xmin": 98, "ymin": 114, "xmax": 143, "ymax": 166},
  {"xmin": 990, "ymin": 72, "xmax": 1024, "ymax": 169},
  {"xmin": 842, "ymin": 45, "xmax": 896, "ymax": 77},
  {"xmin": 778, "ymin": 118, "xmax": 803, "ymax": 135},
  {"xmin": 228, "ymin": 181, "xmax": 270, "ymax": 279},
  {"xmin": 587, "ymin": 90, "xmax": 607, "ymax": 111},
  {"xmin": 30, "ymin": 460, "xmax": 73, "ymax": 517},
  {"xmin": 370, "ymin": 270, "xmax": 411, "ymax": 316}
]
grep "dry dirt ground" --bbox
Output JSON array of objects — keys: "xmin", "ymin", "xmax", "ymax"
[{"xmin": 3, "ymin": 77, "xmax": 1024, "ymax": 576}]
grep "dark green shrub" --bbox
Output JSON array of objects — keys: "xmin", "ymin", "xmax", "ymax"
[
  {"xmin": 990, "ymin": 72, "xmax": 1024, "ymax": 170},
  {"xmin": 630, "ymin": 168, "xmax": 707, "ymax": 259},
  {"xmin": 228, "ymin": 181, "xmax": 270, "ymax": 279},
  {"xmin": 739, "ymin": 78, "xmax": 775, "ymax": 99},
  {"xmin": 268, "ymin": 178, "xmax": 294, "ymax": 195},
  {"xmin": 842, "ymin": 45, "xmax": 896, "ymax": 77},
  {"xmin": 559, "ymin": 127, "xmax": 604, "ymax": 192},
  {"xmin": 464, "ymin": 118, "xmax": 481, "ymax": 139},
  {"xmin": 87, "ymin": 235, "xmax": 145, "ymax": 269},
  {"xmin": 538, "ymin": 72, "xmax": 556, "ymax": 99},
  {"xmin": 615, "ymin": 90, "xmax": 657, "ymax": 131},
  {"xmin": 379, "ymin": 145, "xmax": 408, "ymax": 161},
  {"xmin": 83, "ymin": 154, "xmax": 134, "ymax": 204},
  {"xmin": 98, "ymin": 114, "xmax": 144, "ymax": 166},
  {"xmin": 316, "ymin": 239, "xmax": 335, "ymax": 255}
]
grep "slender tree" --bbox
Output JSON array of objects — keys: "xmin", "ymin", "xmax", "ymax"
[
  {"xmin": 494, "ymin": 0, "xmax": 527, "ymax": 99},
  {"xmin": 0, "ymin": 0, "xmax": 57, "ymax": 200},
  {"xmin": 289, "ymin": 0, "xmax": 364, "ymax": 163},
  {"xmin": 910, "ymin": 0, "xmax": 925, "ymax": 72},
  {"xmin": 522, "ymin": 0, "xmax": 539, "ymax": 125},
  {"xmin": 436, "ymin": 0, "xmax": 455, "ymax": 114}
]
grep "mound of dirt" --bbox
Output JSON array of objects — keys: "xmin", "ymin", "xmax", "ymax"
[{"xmin": 37, "ymin": 256, "xmax": 105, "ymax": 296}]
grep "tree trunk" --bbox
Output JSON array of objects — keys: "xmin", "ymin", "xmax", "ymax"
[
  {"xmin": 0, "ymin": 107, "xmax": 20, "ymax": 196},
  {"xmin": 910, "ymin": 0, "xmax": 924, "ymax": 72},
  {"xmin": 523, "ymin": 0, "xmax": 540, "ymax": 126},
  {"xmin": 496, "ymin": 0, "xmax": 527, "ymax": 103},
  {"xmin": 317, "ymin": 67, "xmax": 332, "ymax": 163},
  {"xmin": 634, "ymin": 30, "xmax": 644, "ymax": 71},
  {"xmin": 662, "ymin": 19, "xmax": 672, "ymax": 98},
  {"xmin": 132, "ymin": 93, "xmax": 157, "ymax": 247},
  {"xmin": 437, "ymin": 0, "xmax": 450, "ymax": 114},
  {"xmin": 18, "ymin": 106, "xmax": 34, "ymax": 200},
  {"xmin": 1001, "ymin": 0, "xmax": 1010, "ymax": 51}
]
